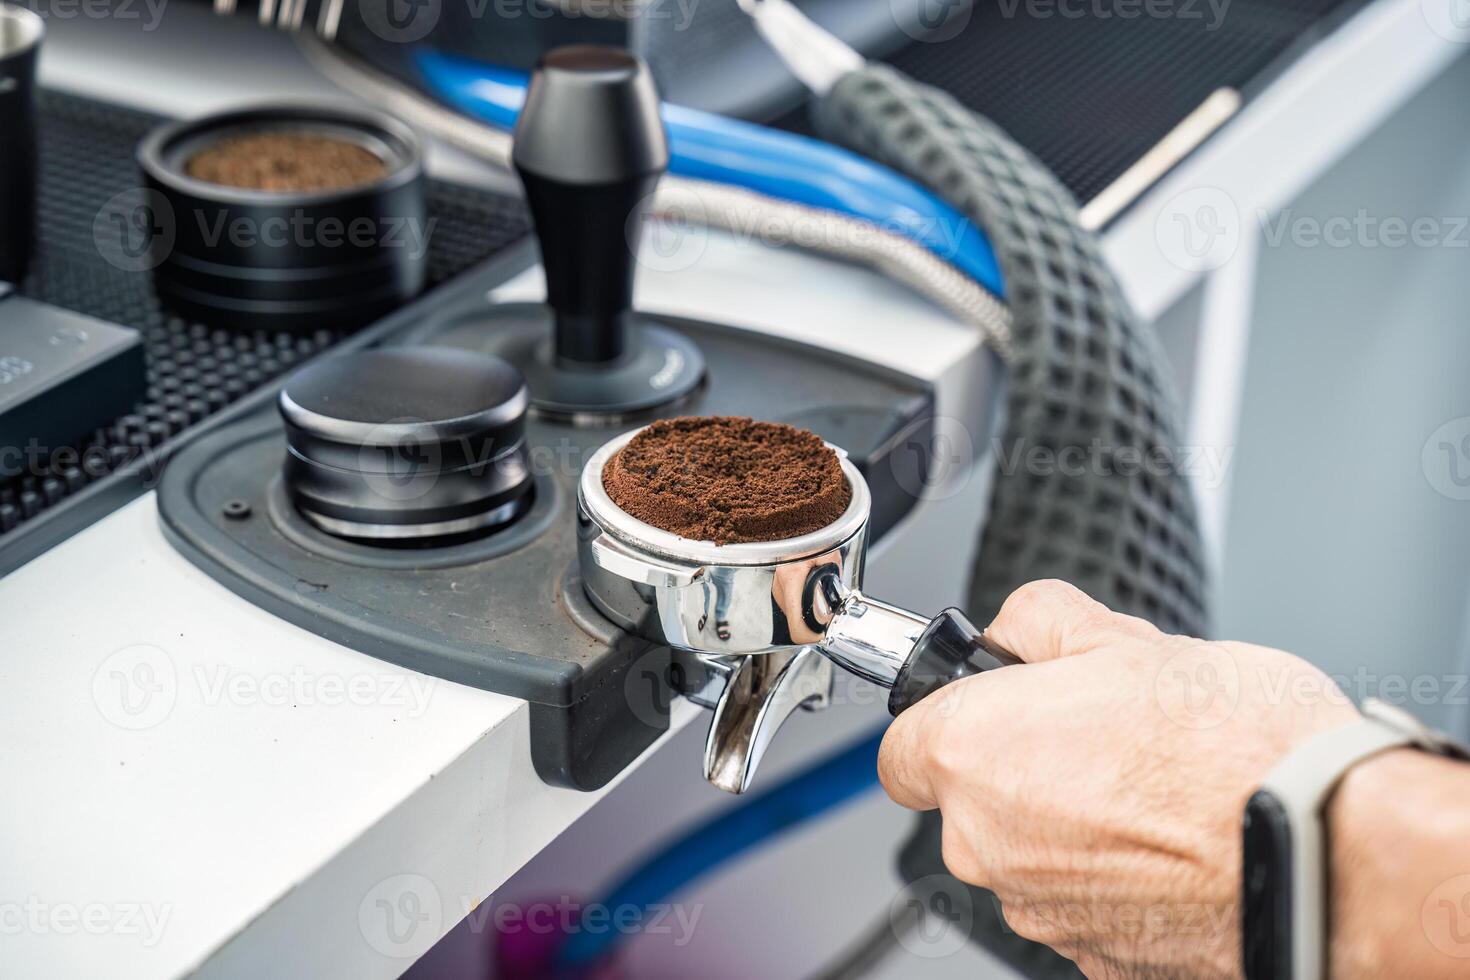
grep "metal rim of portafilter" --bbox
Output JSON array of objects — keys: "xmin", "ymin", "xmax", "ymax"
[{"xmin": 577, "ymin": 427, "xmax": 1020, "ymax": 728}]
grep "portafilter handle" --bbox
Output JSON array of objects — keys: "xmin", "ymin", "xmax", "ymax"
[{"xmin": 808, "ymin": 569, "xmax": 1023, "ymax": 715}]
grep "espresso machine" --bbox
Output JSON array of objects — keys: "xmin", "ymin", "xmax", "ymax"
[{"xmin": 154, "ymin": 46, "xmax": 1010, "ymax": 793}]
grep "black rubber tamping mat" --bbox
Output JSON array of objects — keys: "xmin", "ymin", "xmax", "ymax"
[
  {"xmin": 0, "ymin": 91, "xmax": 528, "ymax": 555},
  {"xmin": 775, "ymin": 0, "xmax": 1368, "ymax": 208}
]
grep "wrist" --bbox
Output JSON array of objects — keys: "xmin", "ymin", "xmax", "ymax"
[{"xmin": 1328, "ymin": 747, "xmax": 1470, "ymax": 979}]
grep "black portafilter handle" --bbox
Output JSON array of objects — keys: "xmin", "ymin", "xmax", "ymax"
[
  {"xmin": 887, "ymin": 609, "xmax": 1024, "ymax": 716},
  {"xmin": 511, "ymin": 46, "xmax": 669, "ymax": 366}
]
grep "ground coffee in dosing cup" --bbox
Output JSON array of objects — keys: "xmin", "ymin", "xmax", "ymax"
[
  {"xmin": 185, "ymin": 132, "xmax": 388, "ymax": 193},
  {"xmin": 138, "ymin": 103, "xmax": 427, "ymax": 330}
]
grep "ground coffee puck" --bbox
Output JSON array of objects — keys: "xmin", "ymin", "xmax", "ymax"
[{"xmin": 603, "ymin": 416, "xmax": 851, "ymax": 545}]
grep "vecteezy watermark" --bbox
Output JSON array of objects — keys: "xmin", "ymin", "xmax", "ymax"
[
  {"xmin": 1154, "ymin": 645, "xmax": 1241, "ymax": 731},
  {"xmin": 92, "ymin": 190, "xmax": 435, "ymax": 273},
  {"xmin": 1156, "ymin": 188, "xmax": 1470, "ymax": 271},
  {"xmin": 630, "ymin": 183, "xmax": 976, "ymax": 274},
  {"xmin": 359, "ymin": 874, "xmax": 444, "ymax": 959},
  {"xmin": 24, "ymin": 0, "xmax": 168, "ymax": 31},
  {"xmin": 1155, "ymin": 643, "xmax": 1470, "ymax": 730},
  {"xmin": 892, "ymin": 416, "xmax": 977, "ymax": 502},
  {"xmin": 623, "ymin": 646, "xmax": 679, "ymax": 731},
  {"xmin": 893, "ymin": 0, "xmax": 974, "ymax": 43},
  {"xmin": 1421, "ymin": 0, "xmax": 1470, "ymax": 44},
  {"xmin": 993, "ymin": 436, "xmax": 1237, "ymax": 490},
  {"xmin": 622, "ymin": 644, "xmax": 924, "ymax": 729},
  {"xmin": 1264, "ymin": 666, "xmax": 1470, "ymax": 712},
  {"xmin": 630, "ymin": 189, "xmax": 709, "ymax": 274},
  {"xmin": 1259, "ymin": 209, "xmax": 1470, "ymax": 251},
  {"xmin": 996, "ymin": 0, "xmax": 1231, "ymax": 30},
  {"xmin": 1423, "ymin": 417, "xmax": 1470, "ymax": 501},
  {"xmin": 0, "ymin": 438, "xmax": 169, "ymax": 490},
  {"xmin": 361, "ymin": 0, "xmax": 700, "ymax": 44},
  {"xmin": 94, "ymin": 188, "xmax": 175, "ymax": 274},
  {"xmin": 91, "ymin": 645, "xmax": 438, "ymax": 731},
  {"xmin": 193, "ymin": 665, "xmax": 436, "ymax": 715},
  {"xmin": 358, "ymin": 418, "xmax": 446, "ymax": 506},
  {"xmin": 894, "ymin": 875, "xmax": 975, "ymax": 959},
  {"xmin": 347, "ymin": 418, "xmax": 534, "ymax": 506},
  {"xmin": 0, "ymin": 898, "xmax": 173, "ymax": 948},
  {"xmin": 93, "ymin": 645, "xmax": 178, "ymax": 731},
  {"xmin": 1154, "ymin": 186, "xmax": 1241, "ymax": 272},
  {"xmin": 459, "ymin": 895, "xmax": 704, "ymax": 946},
  {"xmin": 193, "ymin": 213, "xmax": 437, "ymax": 261},
  {"xmin": 358, "ymin": 876, "xmax": 704, "ymax": 960},
  {"xmin": 360, "ymin": 0, "xmax": 444, "ymax": 42},
  {"xmin": 1423, "ymin": 874, "xmax": 1470, "ymax": 959}
]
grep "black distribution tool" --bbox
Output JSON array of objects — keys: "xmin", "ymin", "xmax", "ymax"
[
  {"xmin": 0, "ymin": 295, "xmax": 145, "ymax": 481},
  {"xmin": 279, "ymin": 347, "xmax": 534, "ymax": 543}
]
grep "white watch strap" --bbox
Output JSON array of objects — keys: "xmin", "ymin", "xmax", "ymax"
[{"xmin": 1256, "ymin": 699, "xmax": 1438, "ymax": 980}]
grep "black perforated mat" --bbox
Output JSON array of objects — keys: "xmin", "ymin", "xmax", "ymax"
[
  {"xmin": 780, "ymin": 0, "xmax": 1366, "ymax": 207},
  {"xmin": 0, "ymin": 91, "xmax": 527, "ymax": 547}
]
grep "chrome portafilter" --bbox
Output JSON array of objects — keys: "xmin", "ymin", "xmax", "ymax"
[{"xmin": 577, "ymin": 427, "xmax": 1020, "ymax": 793}]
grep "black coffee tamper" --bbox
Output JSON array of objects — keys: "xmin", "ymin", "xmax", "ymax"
[{"xmin": 431, "ymin": 46, "xmax": 705, "ymax": 420}]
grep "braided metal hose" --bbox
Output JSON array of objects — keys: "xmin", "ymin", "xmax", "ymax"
[
  {"xmin": 805, "ymin": 63, "xmax": 1211, "ymax": 980},
  {"xmin": 813, "ymin": 64, "xmax": 1210, "ymax": 638},
  {"xmin": 295, "ymin": 35, "xmax": 1015, "ymax": 353}
]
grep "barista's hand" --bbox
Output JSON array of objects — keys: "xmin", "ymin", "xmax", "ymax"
[{"xmin": 878, "ymin": 580, "xmax": 1362, "ymax": 979}]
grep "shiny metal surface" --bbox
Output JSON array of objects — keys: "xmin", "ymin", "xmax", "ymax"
[
  {"xmin": 575, "ymin": 424, "xmax": 942, "ymax": 793},
  {"xmin": 0, "ymin": 5, "xmax": 43, "ymax": 57},
  {"xmin": 815, "ymin": 586, "xmax": 928, "ymax": 689},
  {"xmin": 578, "ymin": 430, "xmax": 871, "ymax": 656},
  {"xmin": 695, "ymin": 647, "xmax": 834, "ymax": 794},
  {"xmin": 299, "ymin": 497, "xmax": 526, "ymax": 541}
]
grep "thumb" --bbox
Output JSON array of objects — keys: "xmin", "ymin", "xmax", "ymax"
[
  {"xmin": 880, "ymin": 580, "xmax": 1155, "ymax": 810},
  {"xmin": 984, "ymin": 579, "xmax": 1160, "ymax": 664}
]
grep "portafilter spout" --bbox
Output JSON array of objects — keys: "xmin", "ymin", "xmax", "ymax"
[{"xmin": 577, "ymin": 427, "xmax": 1021, "ymax": 793}]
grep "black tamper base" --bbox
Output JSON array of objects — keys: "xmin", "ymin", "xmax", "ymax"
[{"xmin": 434, "ymin": 302, "xmax": 705, "ymax": 419}]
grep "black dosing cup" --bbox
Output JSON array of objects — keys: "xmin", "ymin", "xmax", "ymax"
[
  {"xmin": 0, "ymin": 4, "xmax": 42, "ymax": 285},
  {"xmin": 137, "ymin": 103, "xmax": 428, "ymax": 330}
]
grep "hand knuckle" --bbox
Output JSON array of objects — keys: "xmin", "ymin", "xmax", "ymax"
[
  {"xmin": 1009, "ymin": 578, "xmax": 1080, "ymax": 613},
  {"xmin": 939, "ymin": 818, "xmax": 986, "ymax": 884}
]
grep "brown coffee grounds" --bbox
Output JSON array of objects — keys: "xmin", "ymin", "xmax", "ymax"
[
  {"xmin": 604, "ymin": 417, "xmax": 852, "ymax": 545},
  {"xmin": 186, "ymin": 132, "xmax": 388, "ymax": 193}
]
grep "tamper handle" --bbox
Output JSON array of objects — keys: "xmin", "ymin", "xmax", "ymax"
[
  {"xmin": 887, "ymin": 609, "xmax": 1022, "ymax": 715},
  {"xmin": 512, "ymin": 45, "xmax": 669, "ymax": 365}
]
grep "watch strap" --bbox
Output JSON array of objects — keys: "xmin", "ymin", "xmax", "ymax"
[{"xmin": 1245, "ymin": 698, "xmax": 1470, "ymax": 980}]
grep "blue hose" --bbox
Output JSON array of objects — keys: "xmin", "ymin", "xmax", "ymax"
[
  {"xmin": 554, "ymin": 726, "xmax": 886, "ymax": 971},
  {"xmin": 413, "ymin": 50, "xmax": 1006, "ymax": 299}
]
